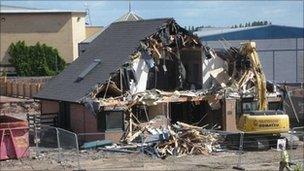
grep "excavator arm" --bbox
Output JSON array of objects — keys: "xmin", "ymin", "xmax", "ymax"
[{"xmin": 240, "ymin": 42, "xmax": 268, "ymax": 110}]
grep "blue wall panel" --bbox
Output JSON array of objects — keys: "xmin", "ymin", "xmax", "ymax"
[{"xmin": 201, "ymin": 26, "xmax": 304, "ymax": 41}]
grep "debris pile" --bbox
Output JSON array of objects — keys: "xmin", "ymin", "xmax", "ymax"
[{"xmin": 119, "ymin": 115, "xmax": 222, "ymax": 158}]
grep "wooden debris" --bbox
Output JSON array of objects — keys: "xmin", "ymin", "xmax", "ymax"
[{"xmin": 121, "ymin": 116, "xmax": 222, "ymax": 158}]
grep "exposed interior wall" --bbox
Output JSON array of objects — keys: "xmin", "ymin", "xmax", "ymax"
[
  {"xmin": 146, "ymin": 48, "xmax": 203, "ymax": 91},
  {"xmin": 170, "ymin": 101, "xmax": 222, "ymax": 128},
  {"xmin": 146, "ymin": 59, "xmax": 177, "ymax": 90},
  {"xmin": 146, "ymin": 103, "xmax": 169, "ymax": 120},
  {"xmin": 181, "ymin": 49, "xmax": 202, "ymax": 89},
  {"xmin": 134, "ymin": 100, "xmax": 223, "ymax": 129},
  {"xmin": 202, "ymin": 51, "xmax": 226, "ymax": 90},
  {"xmin": 130, "ymin": 58, "xmax": 149, "ymax": 94}
]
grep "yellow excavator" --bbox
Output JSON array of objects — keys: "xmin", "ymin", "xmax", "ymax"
[
  {"xmin": 226, "ymin": 42, "xmax": 291, "ymax": 150},
  {"xmin": 237, "ymin": 42, "xmax": 289, "ymax": 133}
]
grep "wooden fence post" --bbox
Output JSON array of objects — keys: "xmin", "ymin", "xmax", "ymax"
[
  {"xmin": 29, "ymin": 83, "xmax": 33, "ymax": 99},
  {"xmin": 22, "ymin": 82, "xmax": 26, "ymax": 98},
  {"xmin": 6, "ymin": 81, "xmax": 12, "ymax": 96},
  {"xmin": 0, "ymin": 76, "xmax": 7, "ymax": 96},
  {"xmin": 12, "ymin": 82, "xmax": 18, "ymax": 97},
  {"xmin": 17, "ymin": 82, "xmax": 24, "ymax": 98}
]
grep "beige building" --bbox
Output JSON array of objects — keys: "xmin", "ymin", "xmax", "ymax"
[{"xmin": 0, "ymin": 5, "xmax": 102, "ymax": 73}]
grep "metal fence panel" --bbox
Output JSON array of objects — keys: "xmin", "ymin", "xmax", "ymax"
[
  {"xmin": 289, "ymin": 127, "xmax": 304, "ymax": 170},
  {"xmin": 33, "ymin": 124, "xmax": 81, "ymax": 170}
]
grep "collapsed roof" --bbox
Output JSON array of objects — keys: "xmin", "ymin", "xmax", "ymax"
[{"xmin": 34, "ymin": 18, "xmax": 198, "ymax": 103}]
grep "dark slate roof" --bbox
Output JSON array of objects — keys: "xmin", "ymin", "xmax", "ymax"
[{"xmin": 34, "ymin": 18, "xmax": 172, "ymax": 103}]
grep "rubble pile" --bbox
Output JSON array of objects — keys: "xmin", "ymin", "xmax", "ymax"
[{"xmin": 121, "ymin": 116, "xmax": 222, "ymax": 158}]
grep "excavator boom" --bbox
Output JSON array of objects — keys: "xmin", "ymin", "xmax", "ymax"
[
  {"xmin": 240, "ymin": 42, "xmax": 268, "ymax": 110},
  {"xmin": 236, "ymin": 42, "xmax": 289, "ymax": 134}
]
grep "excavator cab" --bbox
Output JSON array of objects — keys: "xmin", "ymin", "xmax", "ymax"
[
  {"xmin": 236, "ymin": 98, "xmax": 289, "ymax": 134},
  {"xmin": 225, "ymin": 98, "xmax": 290, "ymax": 150}
]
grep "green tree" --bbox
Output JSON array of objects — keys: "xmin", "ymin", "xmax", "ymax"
[{"xmin": 8, "ymin": 41, "xmax": 66, "ymax": 76}]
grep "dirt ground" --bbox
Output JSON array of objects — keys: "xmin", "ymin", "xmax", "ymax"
[{"xmin": 1, "ymin": 146, "xmax": 303, "ymax": 170}]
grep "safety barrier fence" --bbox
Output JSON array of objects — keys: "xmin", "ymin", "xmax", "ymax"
[
  {"xmin": 31, "ymin": 124, "xmax": 81, "ymax": 170},
  {"xmin": 217, "ymin": 128, "xmax": 304, "ymax": 171},
  {"xmin": 2, "ymin": 124, "xmax": 303, "ymax": 170},
  {"xmin": 288, "ymin": 126, "xmax": 304, "ymax": 170}
]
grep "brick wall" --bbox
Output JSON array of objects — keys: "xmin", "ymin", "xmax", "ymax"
[
  {"xmin": 40, "ymin": 100, "xmax": 122, "ymax": 143},
  {"xmin": 41, "ymin": 100, "xmax": 59, "ymax": 114},
  {"xmin": 222, "ymin": 98, "xmax": 238, "ymax": 132},
  {"xmin": 70, "ymin": 103, "xmax": 107, "ymax": 142}
]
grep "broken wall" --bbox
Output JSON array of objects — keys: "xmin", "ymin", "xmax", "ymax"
[
  {"xmin": 202, "ymin": 51, "xmax": 226, "ymax": 90},
  {"xmin": 180, "ymin": 49, "xmax": 203, "ymax": 89},
  {"xmin": 146, "ymin": 103, "xmax": 169, "ymax": 120},
  {"xmin": 131, "ymin": 58, "xmax": 149, "ymax": 94}
]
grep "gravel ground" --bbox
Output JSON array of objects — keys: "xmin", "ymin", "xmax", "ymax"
[{"xmin": 1, "ymin": 145, "xmax": 303, "ymax": 170}]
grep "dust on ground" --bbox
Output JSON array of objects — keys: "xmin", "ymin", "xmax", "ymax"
[{"xmin": 1, "ymin": 146, "xmax": 303, "ymax": 170}]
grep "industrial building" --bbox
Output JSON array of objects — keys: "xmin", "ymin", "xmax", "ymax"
[{"xmin": 194, "ymin": 25, "xmax": 304, "ymax": 83}]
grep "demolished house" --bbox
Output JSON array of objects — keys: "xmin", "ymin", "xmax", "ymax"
[{"xmin": 34, "ymin": 18, "xmax": 285, "ymax": 156}]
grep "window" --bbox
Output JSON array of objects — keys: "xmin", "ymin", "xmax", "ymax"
[
  {"xmin": 97, "ymin": 110, "xmax": 124, "ymax": 131},
  {"xmin": 106, "ymin": 111, "xmax": 124, "ymax": 130},
  {"xmin": 75, "ymin": 59, "xmax": 101, "ymax": 82},
  {"xmin": 268, "ymin": 102, "xmax": 283, "ymax": 110},
  {"xmin": 242, "ymin": 101, "xmax": 258, "ymax": 112}
]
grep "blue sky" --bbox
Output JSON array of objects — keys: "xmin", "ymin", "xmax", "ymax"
[{"xmin": 1, "ymin": 1, "xmax": 303, "ymax": 28}]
